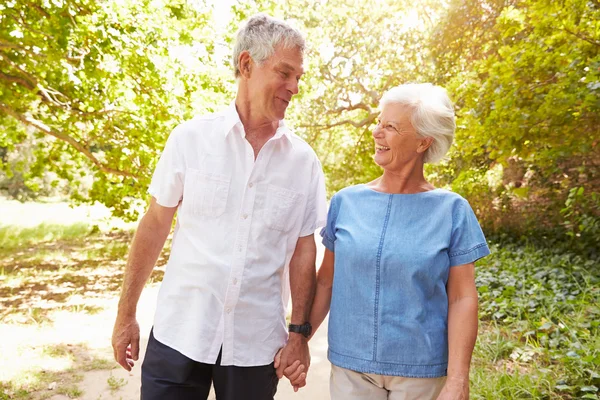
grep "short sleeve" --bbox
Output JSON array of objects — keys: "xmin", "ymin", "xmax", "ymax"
[
  {"xmin": 319, "ymin": 194, "xmax": 339, "ymax": 252},
  {"xmin": 449, "ymin": 199, "xmax": 491, "ymax": 267},
  {"xmin": 299, "ymin": 157, "xmax": 328, "ymax": 237},
  {"xmin": 147, "ymin": 126, "xmax": 185, "ymax": 207}
]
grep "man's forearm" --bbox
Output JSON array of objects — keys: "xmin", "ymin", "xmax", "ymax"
[
  {"xmin": 289, "ymin": 236, "xmax": 317, "ymax": 324},
  {"xmin": 117, "ymin": 212, "xmax": 172, "ymax": 317},
  {"xmin": 446, "ymin": 296, "xmax": 478, "ymax": 381}
]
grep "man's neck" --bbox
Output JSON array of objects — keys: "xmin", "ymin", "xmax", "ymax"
[{"xmin": 235, "ymin": 98, "xmax": 279, "ymax": 139}]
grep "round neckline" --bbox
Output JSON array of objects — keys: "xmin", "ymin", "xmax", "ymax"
[{"xmin": 360, "ymin": 184, "xmax": 441, "ymax": 195}]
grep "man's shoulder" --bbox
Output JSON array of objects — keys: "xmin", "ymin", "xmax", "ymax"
[
  {"xmin": 170, "ymin": 109, "xmax": 229, "ymax": 139},
  {"xmin": 286, "ymin": 130, "xmax": 320, "ymax": 160}
]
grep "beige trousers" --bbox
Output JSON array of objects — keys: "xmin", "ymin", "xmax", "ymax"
[{"xmin": 330, "ymin": 364, "xmax": 446, "ymax": 400}]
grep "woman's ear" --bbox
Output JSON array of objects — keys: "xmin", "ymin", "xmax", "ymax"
[
  {"xmin": 417, "ymin": 137, "xmax": 434, "ymax": 153},
  {"xmin": 238, "ymin": 51, "xmax": 253, "ymax": 79}
]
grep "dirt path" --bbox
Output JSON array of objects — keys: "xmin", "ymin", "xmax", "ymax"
[{"xmin": 39, "ymin": 285, "xmax": 330, "ymax": 400}]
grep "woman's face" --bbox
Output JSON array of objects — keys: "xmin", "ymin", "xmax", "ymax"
[{"xmin": 372, "ymin": 103, "xmax": 430, "ymax": 170}]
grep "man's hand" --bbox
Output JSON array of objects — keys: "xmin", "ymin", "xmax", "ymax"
[
  {"xmin": 436, "ymin": 377, "xmax": 469, "ymax": 400},
  {"xmin": 112, "ymin": 315, "xmax": 140, "ymax": 371},
  {"xmin": 274, "ymin": 334, "xmax": 310, "ymax": 392},
  {"xmin": 274, "ymin": 348, "xmax": 307, "ymax": 392}
]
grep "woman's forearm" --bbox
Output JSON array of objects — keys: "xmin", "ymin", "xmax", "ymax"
[
  {"xmin": 446, "ymin": 296, "xmax": 478, "ymax": 381},
  {"xmin": 307, "ymin": 249, "xmax": 334, "ymax": 340},
  {"xmin": 308, "ymin": 280, "xmax": 332, "ymax": 339}
]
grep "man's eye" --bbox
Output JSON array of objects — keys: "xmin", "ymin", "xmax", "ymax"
[{"xmin": 280, "ymin": 71, "xmax": 288, "ymax": 78}]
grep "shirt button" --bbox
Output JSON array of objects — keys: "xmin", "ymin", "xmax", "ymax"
[
  {"xmin": 242, "ymin": 213, "xmax": 248, "ymax": 219},
  {"xmin": 248, "ymin": 182, "xmax": 253, "ymax": 188},
  {"xmin": 233, "ymin": 278, "xmax": 238, "ymax": 285},
  {"xmin": 225, "ymin": 308, "xmax": 231, "ymax": 313}
]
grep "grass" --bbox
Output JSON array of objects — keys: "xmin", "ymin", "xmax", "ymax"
[
  {"xmin": 471, "ymin": 240, "xmax": 600, "ymax": 399},
  {"xmin": 0, "ymin": 338, "xmax": 115, "ymax": 400},
  {"xmin": 0, "ymin": 222, "xmax": 93, "ymax": 251},
  {"xmin": 57, "ymin": 384, "xmax": 83, "ymax": 398},
  {"xmin": 0, "ymin": 199, "xmax": 166, "ymax": 399},
  {"xmin": 107, "ymin": 374, "xmax": 126, "ymax": 392},
  {"xmin": 0, "ymin": 221, "xmax": 167, "ymax": 324}
]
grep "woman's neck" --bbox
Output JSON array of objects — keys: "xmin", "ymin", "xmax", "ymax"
[{"xmin": 369, "ymin": 163, "xmax": 435, "ymax": 194}]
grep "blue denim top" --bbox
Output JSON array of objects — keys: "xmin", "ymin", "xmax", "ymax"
[{"xmin": 321, "ymin": 185, "xmax": 490, "ymax": 378}]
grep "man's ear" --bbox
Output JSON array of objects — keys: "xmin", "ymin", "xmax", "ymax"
[
  {"xmin": 238, "ymin": 51, "xmax": 253, "ymax": 79},
  {"xmin": 417, "ymin": 137, "xmax": 434, "ymax": 153}
]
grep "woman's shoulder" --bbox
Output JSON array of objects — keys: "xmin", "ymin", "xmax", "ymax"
[
  {"xmin": 426, "ymin": 189, "xmax": 474, "ymax": 211},
  {"xmin": 430, "ymin": 188, "xmax": 466, "ymax": 201},
  {"xmin": 331, "ymin": 184, "xmax": 371, "ymax": 201}
]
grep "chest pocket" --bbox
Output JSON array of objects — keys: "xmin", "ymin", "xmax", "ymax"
[
  {"xmin": 184, "ymin": 168, "xmax": 230, "ymax": 217},
  {"xmin": 264, "ymin": 184, "xmax": 301, "ymax": 232}
]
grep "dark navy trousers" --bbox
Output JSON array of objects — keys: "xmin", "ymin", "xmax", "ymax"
[{"xmin": 141, "ymin": 330, "xmax": 279, "ymax": 400}]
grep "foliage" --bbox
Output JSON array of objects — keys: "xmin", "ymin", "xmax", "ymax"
[
  {"xmin": 0, "ymin": 0, "xmax": 234, "ymax": 219},
  {"xmin": 0, "ymin": 130, "xmax": 76, "ymax": 201},
  {"xmin": 473, "ymin": 239, "xmax": 599, "ymax": 399},
  {"xmin": 430, "ymin": 0, "xmax": 600, "ymax": 232},
  {"xmin": 561, "ymin": 186, "xmax": 600, "ymax": 256},
  {"xmin": 1, "ymin": 0, "xmax": 598, "ymax": 238},
  {"xmin": 284, "ymin": 0, "xmax": 440, "ymax": 194}
]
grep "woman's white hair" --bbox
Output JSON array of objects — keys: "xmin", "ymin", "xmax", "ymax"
[
  {"xmin": 233, "ymin": 13, "xmax": 305, "ymax": 78},
  {"xmin": 380, "ymin": 83, "xmax": 456, "ymax": 164}
]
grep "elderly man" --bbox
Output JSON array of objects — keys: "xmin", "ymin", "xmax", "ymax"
[{"xmin": 111, "ymin": 13, "xmax": 326, "ymax": 400}]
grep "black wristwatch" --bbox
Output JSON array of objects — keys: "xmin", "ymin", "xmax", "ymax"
[{"xmin": 288, "ymin": 322, "xmax": 312, "ymax": 338}]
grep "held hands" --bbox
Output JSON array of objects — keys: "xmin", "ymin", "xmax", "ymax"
[
  {"xmin": 274, "ymin": 334, "xmax": 310, "ymax": 392},
  {"xmin": 436, "ymin": 377, "xmax": 469, "ymax": 400}
]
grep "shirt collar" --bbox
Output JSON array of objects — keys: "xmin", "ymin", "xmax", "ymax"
[{"xmin": 223, "ymin": 101, "xmax": 294, "ymax": 148}]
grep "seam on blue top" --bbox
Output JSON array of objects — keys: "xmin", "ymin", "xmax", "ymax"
[
  {"xmin": 373, "ymin": 194, "xmax": 393, "ymax": 361},
  {"xmin": 449, "ymin": 242, "xmax": 488, "ymax": 257}
]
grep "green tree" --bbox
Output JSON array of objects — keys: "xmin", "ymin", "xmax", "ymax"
[
  {"xmin": 237, "ymin": 0, "xmax": 441, "ymax": 195},
  {"xmin": 430, "ymin": 0, "xmax": 600, "ymax": 232},
  {"xmin": 0, "ymin": 0, "xmax": 233, "ymax": 219}
]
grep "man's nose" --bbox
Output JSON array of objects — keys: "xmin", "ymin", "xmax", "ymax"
[{"xmin": 288, "ymin": 79, "xmax": 299, "ymax": 95}]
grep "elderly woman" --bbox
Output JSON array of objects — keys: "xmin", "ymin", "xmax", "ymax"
[{"xmin": 307, "ymin": 83, "xmax": 490, "ymax": 399}]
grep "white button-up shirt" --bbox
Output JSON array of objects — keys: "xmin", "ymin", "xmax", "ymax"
[{"xmin": 148, "ymin": 103, "xmax": 327, "ymax": 366}]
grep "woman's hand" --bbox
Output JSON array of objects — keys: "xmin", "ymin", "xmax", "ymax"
[{"xmin": 436, "ymin": 377, "xmax": 469, "ymax": 400}]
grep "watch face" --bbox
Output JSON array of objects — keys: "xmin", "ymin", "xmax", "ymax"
[{"xmin": 304, "ymin": 324, "xmax": 312, "ymax": 336}]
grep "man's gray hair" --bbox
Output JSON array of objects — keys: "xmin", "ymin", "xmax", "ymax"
[
  {"xmin": 380, "ymin": 83, "xmax": 456, "ymax": 164},
  {"xmin": 233, "ymin": 13, "xmax": 305, "ymax": 78}
]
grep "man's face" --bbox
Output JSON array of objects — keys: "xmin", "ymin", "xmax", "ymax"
[{"xmin": 248, "ymin": 45, "xmax": 304, "ymax": 122}]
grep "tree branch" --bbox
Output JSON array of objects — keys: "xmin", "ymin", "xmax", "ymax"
[
  {"xmin": 0, "ymin": 41, "xmax": 48, "ymax": 60},
  {"xmin": 9, "ymin": 12, "xmax": 54, "ymax": 40},
  {"xmin": 299, "ymin": 112, "xmax": 378, "ymax": 129},
  {"xmin": 0, "ymin": 52, "xmax": 39, "ymax": 86},
  {"xmin": 0, "ymin": 70, "xmax": 35, "ymax": 90},
  {"xmin": 327, "ymin": 102, "xmax": 371, "ymax": 114},
  {"xmin": 562, "ymin": 28, "xmax": 600, "ymax": 47},
  {"xmin": 355, "ymin": 78, "xmax": 379, "ymax": 105},
  {"xmin": 0, "ymin": 102, "xmax": 139, "ymax": 178}
]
